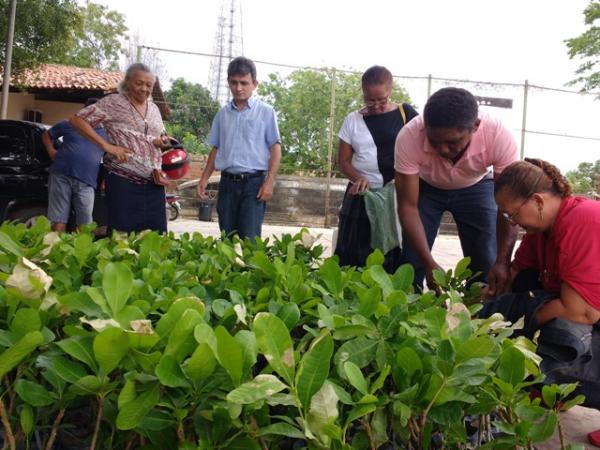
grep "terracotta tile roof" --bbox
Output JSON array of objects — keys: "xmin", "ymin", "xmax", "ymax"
[{"xmin": 10, "ymin": 63, "xmax": 122, "ymax": 91}]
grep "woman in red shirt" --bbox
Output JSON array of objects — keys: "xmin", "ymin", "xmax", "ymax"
[
  {"xmin": 490, "ymin": 158, "xmax": 600, "ymax": 327},
  {"xmin": 484, "ymin": 157, "xmax": 600, "ymax": 443}
]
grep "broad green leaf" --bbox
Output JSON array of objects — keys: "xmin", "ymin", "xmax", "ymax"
[
  {"xmin": 235, "ymin": 330, "xmax": 257, "ymax": 374},
  {"xmin": 226, "ymin": 374, "xmax": 288, "ymax": 404},
  {"xmin": 164, "ymin": 309, "xmax": 203, "ymax": 362},
  {"xmin": 10, "ymin": 308, "xmax": 41, "ymax": 338},
  {"xmin": 306, "ymin": 381, "xmax": 339, "ymax": 446},
  {"xmin": 72, "ymin": 375, "xmax": 106, "ymax": 395},
  {"xmin": 51, "ymin": 356, "xmax": 88, "ymax": 383},
  {"xmin": 14, "ymin": 379, "xmax": 56, "ymax": 406},
  {"xmin": 454, "ymin": 257, "xmax": 471, "ymax": 278},
  {"xmin": 318, "ymin": 258, "xmax": 343, "ymax": 297},
  {"xmin": 378, "ymin": 305, "xmax": 407, "ymax": 338},
  {"xmin": 432, "ymin": 269, "xmax": 448, "ymax": 288},
  {"xmin": 358, "ymin": 287, "xmax": 380, "ymax": 318},
  {"xmin": 56, "ymin": 336, "xmax": 98, "ymax": 372},
  {"xmin": 0, "ymin": 230, "xmax": 22, "ymax": 256},
  {"xmin": 497, "ymin": 346, "xmax": 525, "ymax": 385},
  {"xmin": 344, "ymin": 361, "xmax": 369, "ymax": 395},
  {"xmin": 344, "ymin": 403, "xmax": 377, "ymax": 429},
  {"xmin": 334, "ymin": 337, "xmax": 377, "ymax": 377},
  {"xmin": 156, "ymin": 297, "xmax": 205, "ymax": 339},
  {"xmin": 256, "ymin": 422, "xmax": 305, "ymax": 439},
  {"xmin": 139, "ymin": 231, "xmax": 161, "ymax": 266},
  {"xmin": 116, "ymin": 383, "xmax": 160, "ymax": 430},
  {"xmin": 84, "ymin": 287, "xmax": 109, "ymax": 314},
  {"xmin": 253, "ymin": 313, "xmax": 295, "ymax": 385},
  {"xmin": 370, "ymin": 365, "xmax": 391, "ymax": 394},
  {"xmin": 392, "ymin": 264, "xmax": 414, "ymax": 292},
  {"xmin": 20, "ymin": 404, "xmax": 34, "ymax": 436},
  {"xmin": 93, "ymin": 327, "xmax": 129, "ymax": 374},
  {"xmin": 103, "ymin": 262, "xmax": 133, "ymax": 315},
  {"xmin": 185, "ymin": 343, "xmax": 217, "ymax": 383},
  {"xmin": 456, "ymin": 336, "xmax": 496, "ymax": 362},
  {"xmin": 214, "ymin": 326, "xmax": 243, "ymax": 386},
  {"xmin": 155, "ymin": 355, "xmax": 190, "ymax": 388},
  {"xmin": 194, "ymin": 322, "xmax": 217, "ymax": 351},
  {"xmin": 115, "ymin": 305, "xmax": 145, "ymax": 329},
  {"xmin": 0, "ymin": 331, "xmax": 43, "ymax": 379},
  {"xmin": 276, "ymin": 303, "xmax": 301, "ymax": 330},
  {"xmin": 366, "ymin": 249, "xmax": 385, "ymax": 267},
  {"xmin": 73, "ymin": 233, "xmax": 93, "ymax": 265},
  {"xmin": 138, "ymin": 409, "xmax": 176, "ymax": 431},
  {"xmin": 296, "ymin": 332, "xmax": 334, "ymax": 409},
  {"xmin": 529, "ymin": 411, "xmax": 558, "ymax": 442},
  {"xmin": 435, "ymin": 386, "xmax": 477, "ymax": 405},
  {"xmin": 118, "ymin": 378, "xmax": 136, "ymax": 408},
  {"xmin": 131, "ymin": 349, "xmax": 161, "ymax": 373},
  {"xmin": 368, "ymin": 265, "xmax": 394, "ymax": 298}
]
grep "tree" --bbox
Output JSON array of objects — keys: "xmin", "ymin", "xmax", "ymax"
[
  {"xmin": 0, "ymin": 0, "xmax": 127, "ymax": 71},
  {"xmin": 565, "ymin": 1, "xmax": 600, "ymax": 93},
  {"xmin": 566, "ymin": 159, "xmax": 600, "ymax": 194},
  {"xmin": 258, "ymin": 68, "xmax": 412, "ymax": 175},
  {"xmin": 164, "ymin": 78, "xmax": 220, "ymax": 155},
  {"xmin": 63, "ymin": 1, "xmax": 128, "ymax": 70},
  {"xmin": 0, "ymin": 0, "xmax": 81, "ymax": 71}
]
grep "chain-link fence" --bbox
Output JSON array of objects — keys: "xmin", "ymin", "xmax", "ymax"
[{"xmin": 143, "ymin": 46, "xmax": 600, "ymax": 225}]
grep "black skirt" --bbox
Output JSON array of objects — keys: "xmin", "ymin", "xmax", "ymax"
[
  {"xmin": 105, "ymin": 171, "xmax": 167, "ymax": 234},
  {"xmin": 334, "ymin": 183, "xmax": 401, "ymax": 273}
]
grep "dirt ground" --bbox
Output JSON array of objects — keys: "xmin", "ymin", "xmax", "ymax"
[{"xmin": 169, "ymin": 218, "xmax": 600, "ymax": 449}]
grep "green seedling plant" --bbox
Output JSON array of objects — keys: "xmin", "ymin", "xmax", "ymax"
[{"xmin": 0, "ymin": 219, "xmax": 585, "ymax": 449}]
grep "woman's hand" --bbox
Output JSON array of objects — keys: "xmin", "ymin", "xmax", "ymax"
[
  {"xmin": 153, "ymin": 134, "xmax": 172, "ymax": 150},
  {"xmin": 350, "ymin": 177, "xmax": 370, "ymax": 195},
  {"xmin": 105, "ymin": 143, "xmax": 131, "ymax": 163}
]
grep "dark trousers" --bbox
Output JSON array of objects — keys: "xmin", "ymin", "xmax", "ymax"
[
  {"xmin": 105, "ymin": 172, "xmax": 166, "ymax": 234},
  {"xmin": 479, "ymin": 271, "xmax": 600, "ymax": 409},
  {"xmin": 334, "ymin": 184, "xmax": 402, "ymax": 273},
  {"xmin": 400, "ymin": 175, "xmax": 497, "ymax": 287},
  {"xmin": 217, "ymin": 174, "xmax": 266, "ymax": 240}
]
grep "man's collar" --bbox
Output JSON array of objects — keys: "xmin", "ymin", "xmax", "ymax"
[{"xmin": 230, "ymin": 97, "xmax": 255, "ymax": 111}]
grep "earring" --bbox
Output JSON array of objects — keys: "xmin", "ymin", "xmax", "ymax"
[{"xmin": 538, "ymin": 206, "xmax": 543, "ymax": 221}]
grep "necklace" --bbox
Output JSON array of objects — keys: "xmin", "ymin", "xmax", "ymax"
[{"xmin": 127, "ymin": 95, "xmax": 149, "ymax": 136}]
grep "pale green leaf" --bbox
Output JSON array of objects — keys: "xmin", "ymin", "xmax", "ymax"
[
  {"xmin": 93, "ymin": 327, "xmax": 129, "ymax": 374},
  {"xmin": 253, "ymin": 313, "xmax": 295, "ymax": 385}
]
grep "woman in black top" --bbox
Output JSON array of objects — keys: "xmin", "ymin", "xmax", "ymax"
[{"xmin": 335, "ymin": 65, "xmax": 418, "ymax": 272}]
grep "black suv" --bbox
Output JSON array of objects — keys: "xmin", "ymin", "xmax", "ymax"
[{"xmin": 0, "ymin": 120, "xmax": 106, "ymax": 227}]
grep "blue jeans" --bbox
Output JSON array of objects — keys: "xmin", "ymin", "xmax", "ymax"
[
  {"xmin": 47, "ymin": 171, "xmax": 95, "ymax": 225},
  {"xmin": 217, "ymin": 174, "xmax": 266, "ymax": 240},
  {"xmin": 400, "ymin": 175, "xmax": 497, "ymax": 286}
]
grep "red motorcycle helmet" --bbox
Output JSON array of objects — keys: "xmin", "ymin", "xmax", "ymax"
[{"xmin": 161, "ymin": 142, "xmax": 189, "ymax": 180}]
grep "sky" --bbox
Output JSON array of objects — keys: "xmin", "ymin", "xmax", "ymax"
[{"xmin": 97, "ymin": 0, "xmax": 599, "ymax": 172}]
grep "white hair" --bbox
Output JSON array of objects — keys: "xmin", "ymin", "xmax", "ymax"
[{"xmin": 118, "ymin": 63, "xmax": 156, "ymax": 94}]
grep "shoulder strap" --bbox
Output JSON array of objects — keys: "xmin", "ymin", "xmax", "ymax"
[{"xmin": 398, "ymin": 103, "xmax": 406, "ymax": 125}]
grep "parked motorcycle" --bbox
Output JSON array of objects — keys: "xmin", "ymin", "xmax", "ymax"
[{"xmin": 166, "ymin": 194, "xmax": 181, "ymax": 221}]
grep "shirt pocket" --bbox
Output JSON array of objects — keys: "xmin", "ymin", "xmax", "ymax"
[{"xmin": 243, "ymin": 118, "xmax": 260, "ymax": 141}]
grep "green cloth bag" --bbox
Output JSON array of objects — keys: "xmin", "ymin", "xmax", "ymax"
[{"xmin": 362, "ymin": 182, "xmax": 401, "ymax": 254}]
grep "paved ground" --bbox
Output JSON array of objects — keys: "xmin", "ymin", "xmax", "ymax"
[{"xmin": 168, "ymin": 217, "xmax": 600, "ymax": 449}]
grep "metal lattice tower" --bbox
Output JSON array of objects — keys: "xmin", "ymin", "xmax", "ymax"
[{"xmin": 208, "ymin": 0, "xmax": 244, "ymax": 106}]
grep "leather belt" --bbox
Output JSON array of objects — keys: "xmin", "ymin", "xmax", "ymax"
[{"xmin": 221, "ymin": 171, "xmax": 265, "ymax": 181}]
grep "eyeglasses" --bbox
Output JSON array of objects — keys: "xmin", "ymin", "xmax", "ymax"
[
  {"xmin": 502, "ymin": 197, "xmax": 530, "ymax": 225},
  {"xmin": 363, "ymin": 96, "xmax": 389, "ymax": 107}
]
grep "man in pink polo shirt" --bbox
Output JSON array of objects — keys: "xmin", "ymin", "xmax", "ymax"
[{"xmin": 394, "ymin": 87, "xmax": 519, "ymax": 291}]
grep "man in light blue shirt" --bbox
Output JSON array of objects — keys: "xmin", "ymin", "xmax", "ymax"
[{"xmin": 197, "ymin": 57, "xmax": 281, "ymax": 239}]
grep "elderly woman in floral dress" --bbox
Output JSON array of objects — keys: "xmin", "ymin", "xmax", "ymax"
[{"xmin": 70, "ymin": 63, "xmax": 171, "ymax": 234}]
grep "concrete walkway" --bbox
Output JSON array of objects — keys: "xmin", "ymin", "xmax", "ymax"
[{"xmin": 168, "ymin": 218, "xmax": 599, "ymax": 449}]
